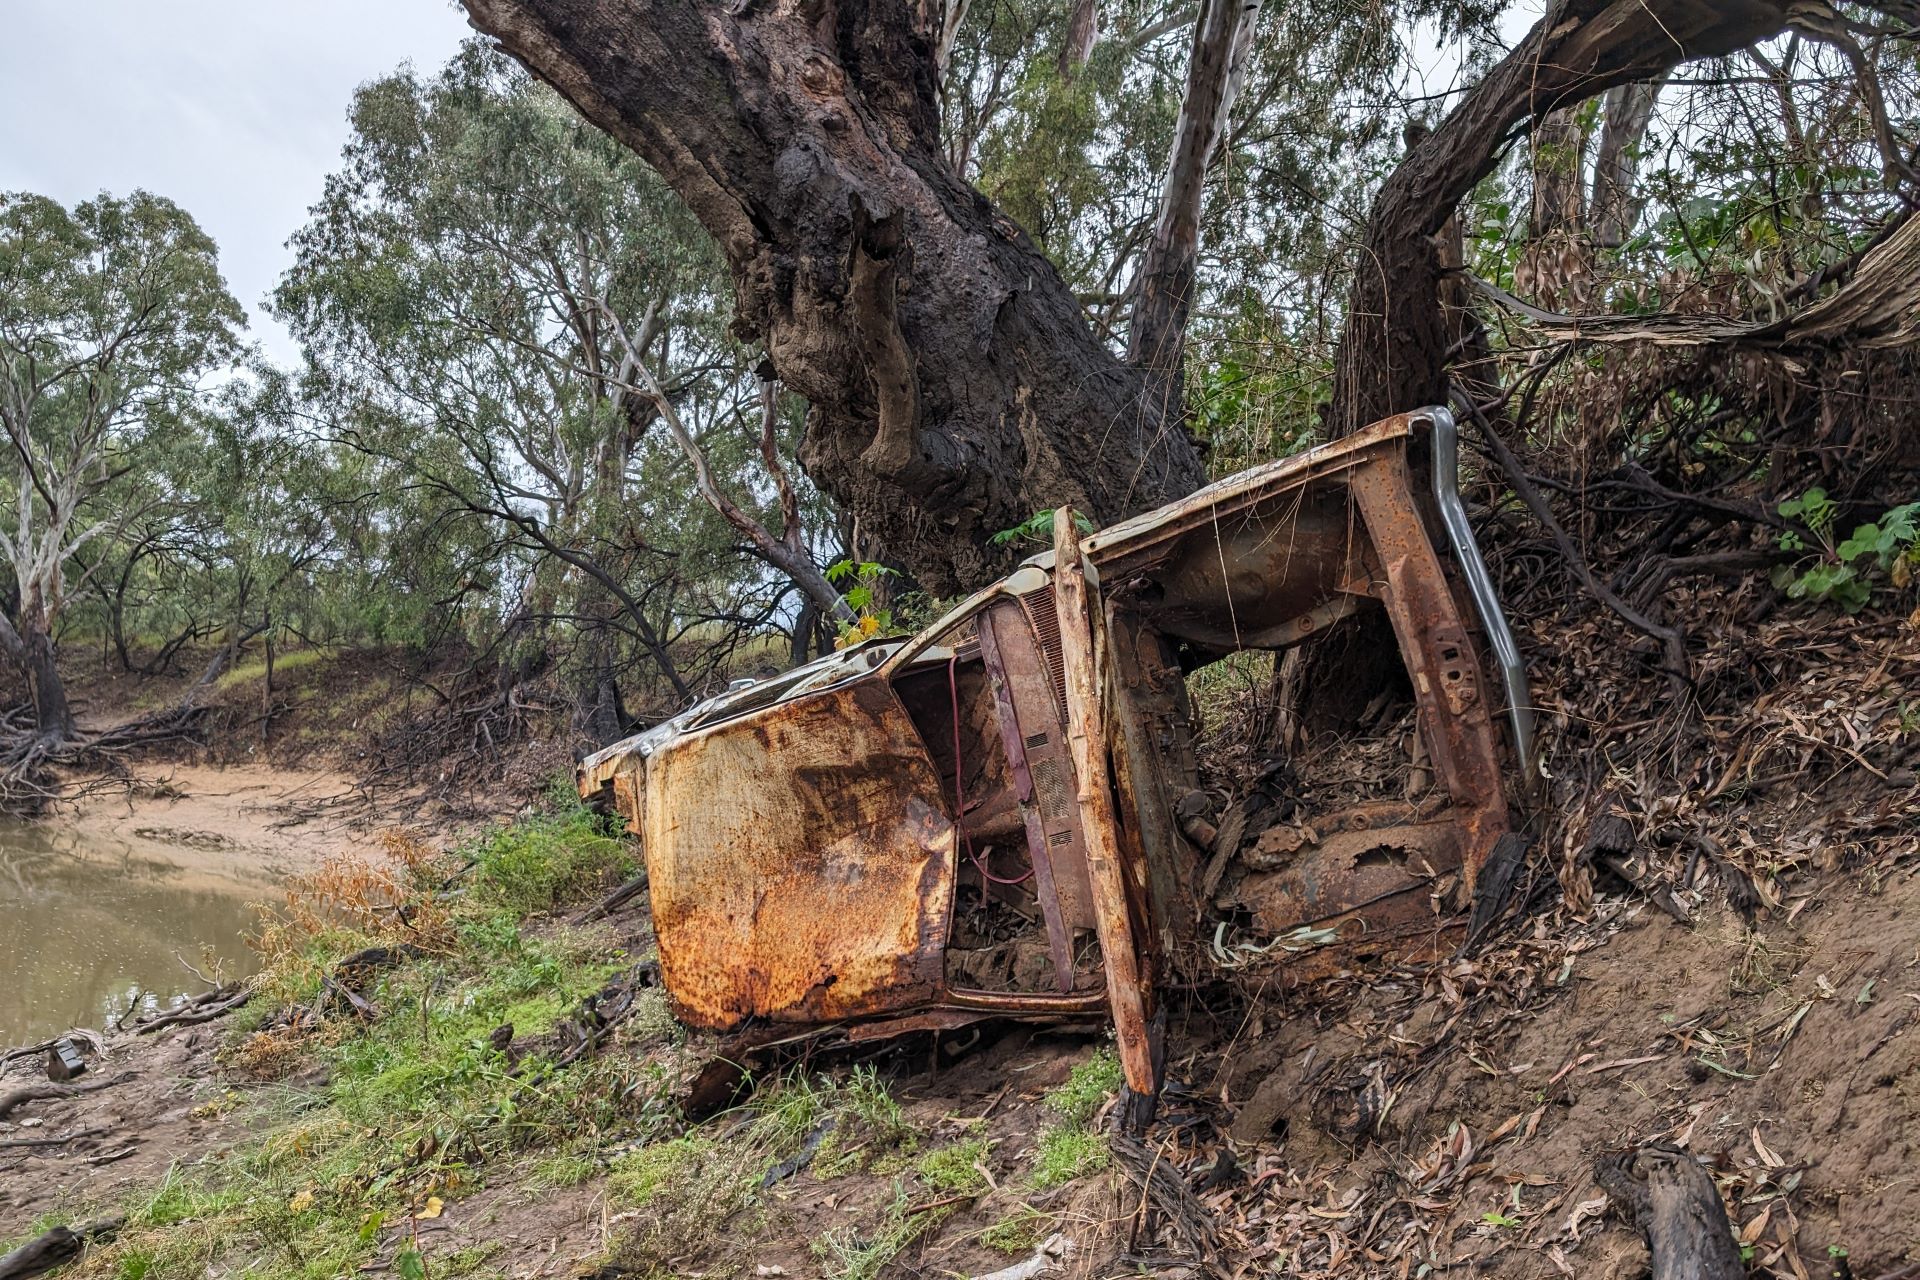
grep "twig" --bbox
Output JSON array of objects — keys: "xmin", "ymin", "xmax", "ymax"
[{"xmin": 1450, "ymin": 386, "xmax": 1691, "ymax": 697}]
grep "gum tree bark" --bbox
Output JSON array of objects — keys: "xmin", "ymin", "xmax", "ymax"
[
  {"xmin": 1590, "ymin": 79, "xmax": 1665, "ymax": 249},
  {"xmin": 1128, "ymin": 0, "xmax": 1264, "ymax": 412},
  {"xmin": 1329, "ymin": 0, "xmax": 1807, "ymax": 435},
  {"xmin": 458, "ymin": 0, "xmax": 1209, "ymax": 593}
]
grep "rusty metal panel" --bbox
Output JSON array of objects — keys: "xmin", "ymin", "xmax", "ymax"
[
  {"xmin": 1345, "ymin": 447, "xmax": 1512, "ymax": 893},
  {"xmin": 641, "ymin": 676, "xmax": 955, "ymax": 1029},
  {"xmin": 1052, "ymin": 508, "xmax": 1160, "ymax": 1102}
]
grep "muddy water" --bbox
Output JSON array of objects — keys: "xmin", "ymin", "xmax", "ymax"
[{"xmin": 0, "ymin": 819, "xmax": 276, "ymax": 1044}]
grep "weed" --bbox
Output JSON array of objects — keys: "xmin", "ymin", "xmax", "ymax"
[
  {"xmin": 467, "ymin": 803, "xmax": 632, "ymax": 914},
  {"xmin": 812, "ymin": 1181, "xmax": 955, "ymax": 1280},
  {"xmin": 827, "ymin": 558, "xmax": 901, "ymax": 646},
  {"xmin": 979, "ymin": 1206, "xmax": 1050, "ymax": 1255},
  {"xmin": 914, "ymin": 1136, "xmax": 990, "ymax": 1195},
  {"xmin": 1032, "ymin": 1127, "xmax": 1109, "ymax": 1188},
  {"xmin": 816, "ymin": 1065, "xmax": 916, "ymax": 1176},
  {"xmin": 1772, "ymin": 489, "xmax": 1920, "ymax": 612},
  {"xmin": 1019, "ymin": 1047, "xmax": 1122, "ymax": 1191},
  {"xmin": 1045, "ymin": 1048, "xmax": 1123, "ymax": 1128}
]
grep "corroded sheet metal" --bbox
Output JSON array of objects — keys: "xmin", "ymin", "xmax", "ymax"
[
  {"xmin": 642, "ymin": 678, "xmax": 955, "ymax": 1029},
  {"xmin": 1053, "ymin": 508, "xmax": 1160, "ymax": 1102},
  {"xmin": 580, "ymin": 409, "xmax": 1527, "ymax": 1090}
]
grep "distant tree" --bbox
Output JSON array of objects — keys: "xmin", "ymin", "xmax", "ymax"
[
  {"xmin": 276, "ymin": 44, "xmax": 852, "ymax": 731},
  {"xmin": 0, "ymin": 190, "xmax": 243, "ymax": 740}
]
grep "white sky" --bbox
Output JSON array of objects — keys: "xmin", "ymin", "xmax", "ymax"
[{"xmin": 0, "ymin": 0, "xmax": 474, "ymax": 367}]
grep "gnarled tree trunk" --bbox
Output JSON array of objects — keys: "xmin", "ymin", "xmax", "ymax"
[{"xmin": 459, "ymin": 0, "xmax": 1208, "ymax": 593}]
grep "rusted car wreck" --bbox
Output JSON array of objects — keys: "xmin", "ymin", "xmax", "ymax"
[{"xmin": 580, "ymin": 407, "xmax": 1534, "ymax": 1113}]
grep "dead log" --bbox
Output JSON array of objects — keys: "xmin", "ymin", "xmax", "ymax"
[
  {"xmin": 1595, "ymin": 1144, "xmax": 1743, "ymax": 1280},
  {"xmin": 0, "ymin": 1074, "xmax": 129, "ymax": 1120},
  {"xmin": 0, "ymin": 1218, "xmax": 120, "ymax": 1280},
  {"xmin": 133, "ymin": 983, "xmax": 250, "ymax": 1034}
]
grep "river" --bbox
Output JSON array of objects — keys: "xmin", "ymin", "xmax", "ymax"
[{"xmin": 0, "ymin": 768, "xmax": 350, "ymax": 1046}]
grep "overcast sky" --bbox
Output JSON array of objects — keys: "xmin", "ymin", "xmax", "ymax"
[{"xmin": 0, "ymin": 1, "xmax": 474, "ymax": 367}]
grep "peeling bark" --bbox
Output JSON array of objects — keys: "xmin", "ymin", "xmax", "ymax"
[
  {"xmin": 1128, "ymin": 0, "xmax": 1263, "ymax": 410},
  {"xmin": 459, "ymin": 0, "xmax": 1207, "ymax": 592}
]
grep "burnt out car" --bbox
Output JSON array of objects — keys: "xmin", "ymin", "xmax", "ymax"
[{"xmin": 579, "ymin": 407, "xmax": 1534, "ymax": 1111}]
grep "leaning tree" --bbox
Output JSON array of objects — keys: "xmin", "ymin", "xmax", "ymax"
[{"xmin": 453, "ymin": 0, "xmax": 1285, "ymax": 592}]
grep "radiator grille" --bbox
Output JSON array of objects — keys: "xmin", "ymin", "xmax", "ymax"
[
  {"xmin": 1030, "ymin": 756, "xmax": 1071, "ymax": 821},
  {"xmin": 1018, "ymin": 589, "xmax": 1070, "ymax": 723}
]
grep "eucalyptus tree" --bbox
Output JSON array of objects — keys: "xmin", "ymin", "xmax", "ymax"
[
  {"xmin": 276, "ymin": 44, "xmax": 843, "ymax": 726},
  {"xmin": 0, "ymin": 190, "xmax": 244, "ymax": 740}
]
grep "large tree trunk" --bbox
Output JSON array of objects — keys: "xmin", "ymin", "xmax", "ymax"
[
  {"xmin": 22, "ymin": 623, "xmax": 72, "ymax": 742},
  {"xmin": 1590, "ymin": 79, "xmax": 1664, "ymax": 249},
  {"xmin": 460, "ymin": 0, "xmax": 1208, "ymax": 593},
  {"xmin": 0, "ymin": 598, "xmax": 74, "ymax": 743},
  {"xmin": 1328, "ymin": 0, "xmax": 1800, "ymax": 435}
]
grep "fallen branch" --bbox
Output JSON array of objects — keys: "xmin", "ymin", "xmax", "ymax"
[
  {"xmin": 0, "ymin": 1074, "xmax": 129, "ymax": 1120},
  {"xmin": 581, "ymin": 872, "xmax": 648, "ymax": 922},
  {"xmin": 1594, "ymin": 1144, "xmax": 1743, "ymax": 1280},
  {"xmin": 132, "ymin": 983, "xmax": 250, "ymax": 1035},
  {"xmin": 0, "ymin": 1218, "xmax": 121, "ymax": 1280}
]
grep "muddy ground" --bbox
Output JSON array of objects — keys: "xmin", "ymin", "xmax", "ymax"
[
  {"xmin": 5, "ymin": 841, "xmax": 1915, "ymax": 1278},
  {"xmin": 4, "ymin": 629, "xmax": 1918, "ymax": 1278}
]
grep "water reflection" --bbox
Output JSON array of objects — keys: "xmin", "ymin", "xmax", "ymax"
[{"xmin": 0, "ymin": 820, "xmax": 271, "ymax": 1044}]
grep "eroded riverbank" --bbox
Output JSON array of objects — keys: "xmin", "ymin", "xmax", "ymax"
[{"xmin": 1, "ymin": 766, "xmax": 368, "ymax": 1044}]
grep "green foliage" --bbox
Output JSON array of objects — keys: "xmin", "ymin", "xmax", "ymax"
[
  {"xmin": 606, "ymin": 1069, "xmax": 910, "ymax": 1275},
  {"xmin": 1032, "ymin": 1126, "xmax": 1111, "ymax": 1189},
  {"xmin": 0, "ymin": 188, "xmax": 245, "ymax": 697},
  {"xmin": 266, "ymin": 39, "xmax": 830, "ymax": 703},
  {"xmin": 979, "ymin": 1207, "xmax": 1050, "ymax": 1255},
  {"xmin": 466, "ymin": 801, "xmax": 632, "ymax": 914},
  {"xmin": 66, "ymin": 801, "xmax": 669, "ymax": 1280},
  {"xmin": 913, "ymin": 1136, "xmax": 991, "ymax": 1195},
  {"xmin": 1771, "ymin": 488, "xmax": 1920, "ymax": 613},
  {"xmin": 1044, "ymin": 1048, "xmax": 1124, "ymax": 1128},
  {"xmin": 989, "ymin": 509, "xmax": 1095, "ymax": 549},
  {"xmin": 1009, "ymin": 1047, "xmax": 1122, "ymax": 1191},
  {"xmin": 827, "ymin": 558, "xmax": 900, "ymax": 647}
]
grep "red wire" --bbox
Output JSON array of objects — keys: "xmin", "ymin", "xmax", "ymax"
[{"xmin": 949, "ymin": 652, "xmax": 1033, "ymax": 887}]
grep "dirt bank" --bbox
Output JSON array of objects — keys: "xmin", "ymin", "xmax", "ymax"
[{"xmin": 61, "ymin": 762, "xmax": 370, "ymax": 878}]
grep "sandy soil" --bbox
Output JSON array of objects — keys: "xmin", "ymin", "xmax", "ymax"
[{"xmin": 61, "ymin": 762, "xmax": 382, "ymax": 881}]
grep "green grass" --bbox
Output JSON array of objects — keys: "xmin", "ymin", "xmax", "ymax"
[
  {"xmin": 913, "ymin": 1136, "xmax": 990, "ymax": 1195},
  {"xmin": 811, "ymin": 1180, "xmax": 959, "ymax": 1280},
  {"xmin": 467, "ymin": 804, "xmax": 634, "ymax": 914},
  {"xmin": 50, "ymin": 795, "xmax": 660, "ymax": 1280},
  {"xmin": 603, "ymin": 1066, "xmax": 929, "ymax": 1276},
  {"xmin": 979, "ymin": 1206, "xmax": 1050, "ymax": 1255},
  {"xmin": 1045, "ymin": 1048, "xmax": 1123, "ymax": 1128},
  {"xmin": 213, "ymin": 645, "xmax": 334, "ymax": 691},
  {"xmin": 1032, "ymin": 1127, "xmax": 1110, "ymax": 1188},
  {"xmin": 1027, "ymin": 1047, "xmax": 1122, "ymax": 1190}
]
